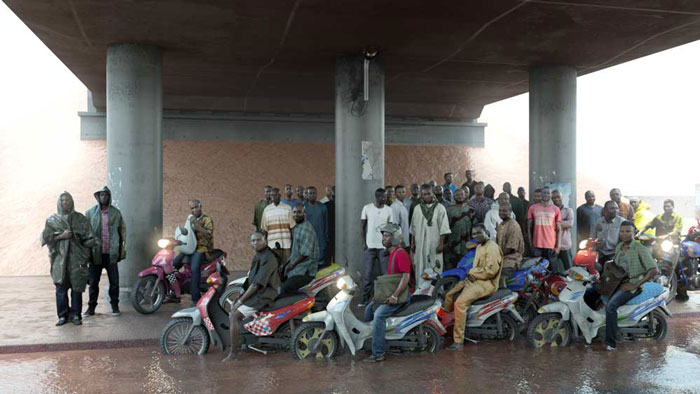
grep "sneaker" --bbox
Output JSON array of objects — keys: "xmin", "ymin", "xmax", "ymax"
[
  {"xmin": 71, "ymin": 316, "xmax": 82, "ymax": 326},
  {"xmin": 111, "ymin": 307, "xmax": 121, "ymax": 316},
  {"xmin": 362, "ymin": 355, "xmax": 385, "ymax": 363},
  {"xmin": 605, "ymin": 345, "xmax": 616, "ymax": 352},
  {"xmin": 83, "ymin": 307, "xmax": 95, "ymax": 317},
  {"xmin": 55, "ymin": 317, "xmax": 68, "ymax": 326},
  {"xmin": 676, "ymin": 294, "xmax": 690, "ymax": 302}
]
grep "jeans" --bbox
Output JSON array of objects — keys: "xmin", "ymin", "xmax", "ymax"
[
  {"xmin": 364, "ymin": 301, "xmax": 402, "ymax": 356},
  {"xmin": 361, "ymin": 249, "xmax": 383, "ymax": 303},
  {"xmin": 173, "ymin": 251, "xmax": 206, "ymax": 303},
  {"xmin": 558, "ymin": 249, "xmax": 572, "ymax": 271},
  {"xmin": 56, "ymin": 283, "xmax": 82, "ymax": 320},
  {"xmin": 88, "ymin": 254, "xmax": 120, "ymax": 309},
  {"xmin": 584, "ymin": 287, "xmax": 636, "ymax": 348},
  {"xmin": 279, "ymin": 275, "xmax": 314, "ymax": 295}
]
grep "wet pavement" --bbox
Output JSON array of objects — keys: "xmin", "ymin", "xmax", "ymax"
[{"xmin": 1, "ymin": 317, "xmax": 700, "ymax": 393}]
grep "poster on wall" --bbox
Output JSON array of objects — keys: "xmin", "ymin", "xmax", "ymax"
[
  {"xmin": 361, "ymin": 141, "xmax": 377, "ymax": 180},
  {"xmin": 545, "ymin": 182, "xmax": 572, "ymax": 208}
]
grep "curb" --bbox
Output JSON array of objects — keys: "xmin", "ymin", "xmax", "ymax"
[{"xmin": 0, "ymin": 338, "xmax": 158, "ymax": 355}]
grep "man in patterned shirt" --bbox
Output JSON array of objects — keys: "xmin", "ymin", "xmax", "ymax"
[
  {"xmin": 261, "ymin": 187, "xmax": 295, "ymax": 264},
  {"xmin": 171, "ymin": 199, "xmax": 214, "ymax": 304},
  {"xmin": 280, "ymin": 203, "xmax": 320, "ymax": 294}
]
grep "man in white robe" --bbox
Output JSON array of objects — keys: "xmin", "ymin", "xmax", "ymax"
[{"xmin": 410, "ymin": 184, "xmax": 451, "ymax": 291}]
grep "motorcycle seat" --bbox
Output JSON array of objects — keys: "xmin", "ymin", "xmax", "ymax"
[
  {"xmin": 519, "ymin": 257, "xmax": 541, "ymax": 270},
  {"xmin": 261, "ymin": 294, "xmax": 308, "ymax": 312},
  {"xmin": 392, "ymin": 295, "xmax": 435, "ymax": 317},
  {"xmin": 473, "ymin": 289, "xmax": 513, "ymax": 305},
  {"xmin": 602, "ymin": 282, "xmax": 665, "ymax": 305}
]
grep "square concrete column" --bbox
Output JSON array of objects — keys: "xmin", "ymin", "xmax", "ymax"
[
  {"xmin": 335, "ymin": 56, "xmax": 385, "ymax": 275},
  {"xmin": 529, "ymin": 65, "xmax": 577, "ymax": 246},
  {"xmin": 106, "ymin": 43, "xmax": 163, "ymax": 296}
]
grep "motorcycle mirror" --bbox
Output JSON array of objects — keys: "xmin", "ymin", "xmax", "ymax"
[{"xmin": 180, "ymin": 228, "xmax": 188, "ymax": 235}]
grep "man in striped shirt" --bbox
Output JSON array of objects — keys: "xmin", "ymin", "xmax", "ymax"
[{"xmin": 261, "ymin": 187, "xmax": 296, "ymax": 264}]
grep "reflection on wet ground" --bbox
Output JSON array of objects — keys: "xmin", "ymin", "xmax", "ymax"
[{"xmin": 2, "ymin": 318, "xmax": 700, "ymax": 394}]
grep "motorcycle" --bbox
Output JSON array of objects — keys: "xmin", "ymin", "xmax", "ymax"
[
  {"xmin": 637, "ymin": 234, "xmax": 680, "ymax": 301},
  {"xmin": 218, "ymin": 262, "xmax": 346, "ymax": 313},
  {"xmin": 131, "ymin": 216, "xmax": 228, "ymax": 314},
  {"xmin": 509, "ymin": 259, "xmax": 567, "ymax": 329},
  {"xmin": 527, "ymin": 266, "xmax": 670, "ymax": 348},
  {"xmin": 290, "ymin": 275, "xmax": 445, "ymax": 359},
  {"xmin": 160, "ymin": 265, "xmax": 315, "ymax": 355},
  {"xmin": 673, "ymin": 229, "xmax": 700, "ymax": 296},
  {"xmin": 573, "ymin": 238, "xmax": 600, "ymax": 276}
]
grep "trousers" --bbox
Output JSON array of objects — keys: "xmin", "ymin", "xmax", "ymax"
[{"xmin": 444, "ymin": 279, "xmax": 494, "ymax": 344}]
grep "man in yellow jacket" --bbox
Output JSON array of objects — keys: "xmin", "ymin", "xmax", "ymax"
[
  {"xmin": 444, "ymin": 223, "xmax": 503, "ymax": 350},
  {"xmin": 629, "ymin": 197, "xmax": 654, "ymax": 236}
]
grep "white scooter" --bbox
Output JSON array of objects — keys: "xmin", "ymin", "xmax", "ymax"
[
  {"xmin": 527, "ymin": 266, "xmax": 671, "ymax": 347},
  {"xmin": 290, "ymin": 275, "xmax": 446, "ymax": 359}
]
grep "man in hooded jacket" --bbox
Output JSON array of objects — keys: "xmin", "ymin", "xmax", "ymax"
[
  {"xmin": 41, "ymin": 192, "xmax": 99, "ymax": 326},
  {"xmin": 84, "ymin": 186, "xmax": 127, "ymax": 316}
]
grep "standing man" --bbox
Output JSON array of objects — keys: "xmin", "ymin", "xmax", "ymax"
[
  {"xmin": 41, "ymin": 192, "xmax": 99, "ymax": 326},
  {"xmin": 527, "ymin": 187, "xmax": 562, "ymax": 270},
  {"xmin": 171, "ymin": 199, "xmax": 214, "ymax": 304},
  {"xmin": 551, "ymin": 189, "xmax": 574, "ymax": 271},
  {"xmin": 408, "ymin": 183, "xmax": 420, "ymax": 210},
  {"xmin": 503, "ymin": 182, "xmax": 526, "ymax": 232},
  {"xmin": 385, "ymin": 185, "xmax": 396, "ymax": 205},
  {"xmin": 446, "ymin": 189, "xmax": 472, "ymax": 270},
  {"xmin": 324, "ymin": 186, "xmax": 335, "ymax": 264},
  {"xmin": 594, "ymin": 201, "xmax": 625, "ymax": 265},
  {"xmin": 410, "ymin": 184, "xmax": 451, "ymax": 290},
  {"xmin": 577, "ymin": 191, "xmax": 603, "ymax": 243},
  {"xmin": 518, "ymin": 186, "xmax": 531, "ymax": 256},
  {"xmin": 496, "ymin": 203, "xmax": 524, "ymax": 286},
  {"xmin": 320, "ymin": 185, "xmax": 333, "ymax": 204},
  {"xmin": 468, "ymin": 182, "xmax": 493, "ymax": 224},
  {"xmin": 280, "ymin": 204, "xmax": 320, "ymax": 294},
  {"xmin": 434, "ymin": 185, "xmax": 450, "ymax": 209},
  {"xmin": 445, "ymin": 224, "xmax": 502, "ymax": 350},
  {"xmin": 532, "ymin": 188, "xmax": 542, "ymax": 205},
  {"xmin": 222, "ymin": 232, "xmax": 280, "ymax": 362},
  {"xmin": 484, "ymin": 193, "xmax": 515, "ymax": 241},
  {"xmin": 464, "ymin": 169, "xmax": 477, "ymax": 197},
  {"xmin": 517, "ymin": 187, "xmax": 529, "ymax": 209},
  {"xmin": 638, "ymin": 199, "xmax": 683, "ymax": 237},
  {"xmin": 443, "ymin": 172, "xmax": 459, "ymax": 199},
  {"xmin": 252, "ymin": 185, "xmax": 272, "ymax": 231},
  {"xmin": 84, "ymin": 186, "xmax": 127, "ymax": 317},
  {"xmin": 295, "ymin": 185, "xmax": 306, "ymax": 204},
  {"xmin": 610, "ymin": 188, "xmax": 635, "ymax": 221},
  {"xmin": 390, "ymin": 185, "xmax": 410, "ymax": 247},
  {"xmin": 281, "ymin": 184, "xmax": 299, "ymax": 207},
  {"xmin": 396, "ymin": 184, "xmax": 411, "ymax": 214},
  {"xmin": 304, "ymin": 186, "xmax": 329, "ymax": 264},
  {"xmin": 359, "ymin": 188, "xmax": 394, "ymax": 307},
  {"xmin": 260, "ymin": 188, "xmax": 295, "ymax": 264}
]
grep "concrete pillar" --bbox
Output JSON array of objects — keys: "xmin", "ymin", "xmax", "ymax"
[
  {"xmin": 335, "ymin": 56, "xmax": 385, "ymax": 276},
  {"xmin": 106, "ymin": 44, "xmax": 163, "ymax": 297},
  {"xmin": 529, "ymin": 65, "xmax": 577, "ymax": 247}
]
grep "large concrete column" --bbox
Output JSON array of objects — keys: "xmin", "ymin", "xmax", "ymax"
[
  {"xmin": 335, "ymin": 56, "xmax": 385, "ymax": 276},
  {"xmin": 529, "ymin": 66, "xmax": 577, "ymax": 245},
  {"xmin": 106, "ymin": 44, "xmax": 163, "ymax": 296}
]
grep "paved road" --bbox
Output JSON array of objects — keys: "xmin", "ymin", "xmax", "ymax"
[{"xmin": 2, "ymin": 317, "xmax": 699, "ymax": 394}]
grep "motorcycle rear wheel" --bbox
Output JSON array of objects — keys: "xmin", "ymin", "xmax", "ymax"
[
  {"xmin": 647, "ymin": 310, "xmax": 667, "ymax": 341},
  {"xmin": 434, "ymin": 276, "xmax": 459, "ymax": 300},
  {"xmin": 477, "ymin": 313, "xmax": 519, "ymax": 342},
  {"xmin": 527, "ymin": 313, "xmax": 572, "ymax": 348},
  {"xmin": 404, "ymin": 324, "xmax": 443, "ymax": 353},
  {"xmin": 291, "ymin": 322, "xmax": 339, "ymax": 360},
  {"xmin": 160, "ymin": 317, "xmax": 210, "ymax": 355},
  {"xmin": 131, "ymin": 276, "xmax": 165, "ymax": 314}
]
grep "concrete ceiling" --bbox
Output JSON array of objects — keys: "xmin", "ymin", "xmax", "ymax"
[{"xmin": 6, "ymin": 0, "xmax": 700, "ymax": 119}]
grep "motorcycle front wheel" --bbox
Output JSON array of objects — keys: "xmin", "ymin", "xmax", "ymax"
[
  {"xmin": 527, "ymin": 313, "xmax": 572, "ymax": 348},
  {"xmin": 160, "ymin": 317, "xmax": 210, "ymax": 355},
  {"xmin": 131, "ymin": 275, "xmax": 165, "ymax": 314},
  {"xmin": 291, "ymin": 322, "xmax": 339, "ymax": 360}
]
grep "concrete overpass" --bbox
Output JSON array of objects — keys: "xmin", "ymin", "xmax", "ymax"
[{"xmin": 6, "ymin": 0, "xmax": 700, "ymax": 288}]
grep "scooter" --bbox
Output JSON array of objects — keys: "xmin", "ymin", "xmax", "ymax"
[
  {"xmin": 160, "ymin": 265, "xmax": 315, "ymax": 355},
  {"xmin": 510, "ymin": 260, "xmax": 567, "ymax": 329},
  {"xmin": 131, "ymin": 216, "xmax": 228, "ymax": 314},
  {"xmin": 573, "ymin": 238, "xmax": 600, "ymax": 276},
  {"xmin": 290, "ymin": 275, "xmax": 446, "ymax": 359},
  {"xmin": 527, "ymin": 266, "xmax": 670, "ymax": 348},
  {"xmin": 218, "ymin": 263, "xmax": 346, "ymax": 313}
]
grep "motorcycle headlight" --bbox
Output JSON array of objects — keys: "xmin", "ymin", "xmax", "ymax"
[
  {"xmin": 578, "ymin": 240, "xmax": 588, "ymax": 250},
  {"xmin": 661, "ymin": 240, "xmax": 673, "ymax": 253},
  {"xmin": 157, "ymin": 239, "xmax": 170, "ymax": 249}
]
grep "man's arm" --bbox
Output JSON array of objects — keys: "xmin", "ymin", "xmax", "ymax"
[
  {"xmin": 469, "ymin": 249, "xmax": 501, "ymax": 281},
  {"xmin": 527, "ymin": 218, "xmax": 534, "ymax": 244},
  {"xmin": 554, "ymin": 222, "xmax": 562, "ymax": 253},
  {"xmin": 118, "ymin": 212, "xmax": 127, "ymax": 260},
  {"xmin": 361, "ymin": 219, "xmax": 368, "ymax": 249},
  {"xmin": 561, "ymin": 208, "xmax": 574, "ymax": 229}
]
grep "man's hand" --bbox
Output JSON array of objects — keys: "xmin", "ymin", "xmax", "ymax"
[
  {"xmin": 190, "ymin": 217, "xmax": 203, "ymax": 232},
  {"xmin": 619, "ymin": 282, "xmax": 638, "ymax": 292},
  {"xmin": 467, "ymin": 273, "xmax": 476, "ymax": 281},
  {"xmin": 436, "ymin": 240, "xmax": 444, "ymax": 254},
  {"xmin": 385, "ymin": 295, "xmax": 398, "ymax": 305},
  {"xmin": 231, "ymin": 300, "xmax": 242, "ymax": 313},
  {"xmin": 554, "ymin": 246, "xmax": 560, "ymax": 255},
  {"xmin": 59, "ymin": 230, "xmax": 73, "ymax": 240}
]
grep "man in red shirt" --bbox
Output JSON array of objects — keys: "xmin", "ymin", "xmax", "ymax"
[
  {"xmin": 527, "ymin": 187, "xmax": 562, "ymax": 260},
  {"xmin": 363, "ymin": 223, "xmax": 412, "ymax": 363}
]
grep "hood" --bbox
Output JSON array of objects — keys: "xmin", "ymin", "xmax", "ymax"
[
  {"xmin": 57, "ymin": 191, "xmax": 75, "ymax": 215},
  {"xmin": 639, "ymin": 201, "xmax": 651, "ymax": 211},
  {"xmin": 93, "ymin": 186, "xmax": 112, "ymax": 206}
]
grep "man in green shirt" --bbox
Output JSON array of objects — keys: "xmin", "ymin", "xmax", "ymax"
[{"xmin": 252, "ymin": 185, "xmax": 272, "ymax": 231}]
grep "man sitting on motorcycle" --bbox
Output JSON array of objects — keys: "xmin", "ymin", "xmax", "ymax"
[
  {"xmin": 363, "ymin": 223, "xmax": 412, "ymax": 363},
  {"xmin": 279, "ymin": 203, "xmax": 320, "ymax": 295},
  {"xmin": 584, "ymin": 221, "xmax": 658, "ymax": 351},
  {"xmin": 170, "ymin": 199, "xmax": 214, "ymax": 304},
  {"xmin": 223, "ymin": 231, "xmax": 281, "ymax": 362},
  {"xmin": 445, "ymin": 223, "xmax": 503, "ymax": 351}
]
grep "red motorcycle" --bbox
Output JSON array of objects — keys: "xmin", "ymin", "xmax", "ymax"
[
  {"xmin": 573, "ymin": 238, "xmax": 600, "ymax": 276},
  {"xmin": 513, "ymin": 261, "xmax": 567, "ymax": 329},
  {"xmin": 131, "ymin": 237, "xmax": 228, "ymax": 314}
]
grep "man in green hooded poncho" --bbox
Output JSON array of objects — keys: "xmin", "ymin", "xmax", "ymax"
[{"xmin": 41, "ymin": 192, "xmax": 99, "ymax": 326}]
